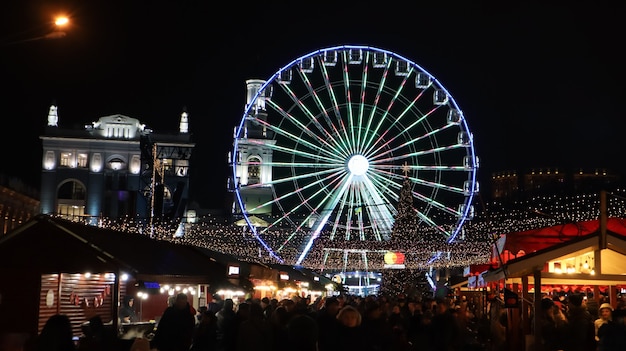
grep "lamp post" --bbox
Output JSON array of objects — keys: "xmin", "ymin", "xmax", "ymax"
[{"xmin": 1, "ymin": 15, "xmax": 69, "ymax": 47}]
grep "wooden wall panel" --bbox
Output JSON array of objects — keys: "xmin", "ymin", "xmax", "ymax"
[{"xmin": 38, "ymin": 273, "xmax": 125, "ymax": 337}]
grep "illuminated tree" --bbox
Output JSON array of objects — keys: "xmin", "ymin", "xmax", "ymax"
[
  {"xmin": 380, "ymin": 167, "xmax": 425, "ymax": 297},
  {"xmin": 391, "ymin": 167, "xmax": 418, "ymax": 241}
]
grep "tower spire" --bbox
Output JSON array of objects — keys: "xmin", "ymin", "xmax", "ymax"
[
  {"xmin": 179, "ymin": 107, "xmax": 189, "ymax": 134},
  {"xmin": 47, "ymin": 103, "xmax": 58, "ymax": 127}
]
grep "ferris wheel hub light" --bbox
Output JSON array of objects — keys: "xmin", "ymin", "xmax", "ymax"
[{"xmin": 348, "ymin": 155, "xmax": 369, "ymax": 176}]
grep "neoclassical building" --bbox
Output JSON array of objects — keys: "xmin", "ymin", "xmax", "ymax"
[{"xmin": 39, "ymin": 105, "xmax": 194, "ymax": 222}]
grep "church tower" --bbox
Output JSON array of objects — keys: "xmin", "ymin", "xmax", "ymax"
[{"xmin": 230, "ymin": 79, "xmax": 275, "ymax": 215}]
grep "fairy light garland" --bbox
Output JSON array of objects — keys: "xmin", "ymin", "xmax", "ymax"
[{"xmin": 62, "ymin": 189, "xmax": 626, "ymax": 271}]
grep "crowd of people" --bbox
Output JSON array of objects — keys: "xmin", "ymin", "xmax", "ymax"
[
  {"xmin": 23, "ymin": 292, "xmax": 491, "ymax": 351},
  {"xmin": 22, "ymin": 290, "xmax": 626, "ymax": 351},
  {"xmin": 536, "ymin": 293, "xmax": 626, "ymax": 351},
  {"xmin": 182, "ymin": 292, "xmax": 489, "ymax": 351}
]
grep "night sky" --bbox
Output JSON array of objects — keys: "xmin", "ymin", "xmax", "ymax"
[{"xmin": 2, "ymin": 1, "xmax": 625, "ymax": 209}]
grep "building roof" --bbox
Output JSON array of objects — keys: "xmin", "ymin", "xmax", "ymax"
[
  {"xmin": 0, "ymin": 214, "xmax": 226, "ymax": 284},
  {"xmin": 499, "ymin": 218, "xmax": 626, "ymax": 255},
  {"xmin": 483, "ymin": 221, "xmax": 626, "ymax": 286}
]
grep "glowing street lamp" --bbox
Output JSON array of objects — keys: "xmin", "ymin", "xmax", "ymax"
[
  {"xmin": 1, "ymin": 15, "xmax": 70, "ymax": 46},
  {"xmin": 55, "ymin": 16, "xmax": 69, "ymax": 27}
]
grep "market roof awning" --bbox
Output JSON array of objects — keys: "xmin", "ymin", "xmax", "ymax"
[
  {"xmin": 234, "ymin": 215, "xmax": 269, "ymax": 228},
  {"xmin": 483, "ymin": 231, "xmax": 626, "ymax": 286},
  {"xmin": 498, "ymin": 218, "xmax": 626, "ymax": 255},
  {"xmin": 0, "ymin": 214, "xmax": 224, "ymax": 284}
]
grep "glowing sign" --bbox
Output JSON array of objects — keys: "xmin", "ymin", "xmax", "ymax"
[
  {"xmin": 228, "ymin": 266, "xmax": 240, "ymax": 276},
  {"xmin": 383, "ymin": 251, "xmax": 406, "ymax": 269},
  {"xmin": 142, "ymin": 281, "xmax": 160, "ymax": 289}
]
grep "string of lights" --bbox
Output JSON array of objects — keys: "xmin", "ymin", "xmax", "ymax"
[{"xmin": 71, "ymin": 189, "xmax": 626, "ymax": 271}]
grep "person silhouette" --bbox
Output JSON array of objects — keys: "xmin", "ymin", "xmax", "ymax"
[
  {"xmin": 151, "ymin": 293, "xmax": 195, "ymax": 351},
  {"xmin": 120, "ymin": 296, "xmax": 139, "ymax": 323},
  {"xmin": 28, "ymin": 314, "xmax": 76, "ymax": 351}
]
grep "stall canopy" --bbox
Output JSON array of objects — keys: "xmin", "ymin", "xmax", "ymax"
[
  {"xmin": 498, "ymin": 218, "xmax": 626, "ymax": 257},
  {"xmin": 190, "ymin": 246, "xmax": 254, "ymax": 292},
  {"xmin": 0, "ymin": 214, "xmax": 229, "ymax": 282},
  {"xmin": 483, "ymin": 220, "xmax": 626, "ymax": 286},
  {"xmin": 0, "ymin": 214, "xmax": 233, "ymax": 337},
  {"xmin": 467, "ymin": 217, "xmax": 626, "ymax": 276}
]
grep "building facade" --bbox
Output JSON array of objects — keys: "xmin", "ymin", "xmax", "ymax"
[
  {"xmin": 39, "ymin": 104, "xmax": 194, "ymax": 222},
  {"xmin": 491, "ymin": 168, "xmax": 621, "ymax": 200}
]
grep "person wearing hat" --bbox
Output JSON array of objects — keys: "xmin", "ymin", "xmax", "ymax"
[
  {"xmin": 596, "ymin": 303, "xmax": 626, "ymax": 351},
  {"xmin": 594, "ymin": 303, "xmax": 612, "ymax": 341}
]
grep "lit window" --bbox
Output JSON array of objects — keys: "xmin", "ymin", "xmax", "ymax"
[
  {"xmin": 57, "ymin": 204, "xmax": 85, "ymax": 220},
  {"xmin": 77, "ymin": 153, "xmax": 88, "ymax": 168},
  {"xmin": 248, "ymin": 157, "xmax": 261, "ymax": 185},
  {"xmin": 60, "ymin": 152, "xmax": 72, "ymax": 167}
]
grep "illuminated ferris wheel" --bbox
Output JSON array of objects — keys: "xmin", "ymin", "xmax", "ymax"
[{"xmin": 232, "ymin": 45, "xmax": 479, "ymax": 266}]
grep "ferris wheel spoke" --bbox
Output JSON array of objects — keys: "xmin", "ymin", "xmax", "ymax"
[
  {"xmin": 264, "ymin": 100, "xmax": 349, "ymax": 159},
  {"xmin": 408, "ymin": 175, "xmax": 466, "ymax": 196},
  {"xmin": 244, "ymin": 167, "xmax": 345, "ymax": 214},
  {"xmin": 370, "ymin": 143, "xmax": 467, "ymax": 169},
  {"xmin": 295, "ymin": 173, "xmax": 355, "ymax": 265},
  {"xmin": 359, "ymin": 177, "xmax": 395, "ymax": 240},
  {"xmin": 260, "ymin": 140, "xmax": 341, "ymax": 165},
  {"xmin": 346, "ymin": 185, "xmax": 360, "ymax": 240},
  {"xmin": 367, "ymin": 170, "xmax": 402, "ymax": 201},
  {"xmin": 368, "ymin": 168, "xmax": 461, "ymax": 218},
  {"xmin": 371, "ymin": 163, "xmax": 470, "ymax": 172},
  {"xmin": 361, "ymin": 67, "xmax": 413, "ymax": 154},
  {"xmin": 351, "ymin": 51, "xmax": 382, "ymax": 154},
  {"xmin": 354, "ymin": 54, "xmax": 370, "ymax": 154},
  {"xmin": 293, "ymin": 64, "xmax": 354, "ymax": 157},
  {"xmin": 361, "ymin": 86, "xmax": 432, "ymax": 158},
  {"xmin": 365, "ymin": 173, "xmax": 406, "ymax": 222},
  {"xmin": 408, "ymin": 184, "xmax": 462, "ymax": 218},
  {"xmin": 242, "ymin": 165, "xmax": 340, "ymax": 191},
  {"xmin": 410, "ymin": 202, "xmax": 453, "ymax": 236},
  {"xmin": 340, "ymin": 51, "xmax": 357, "ymax": 152},
  {"xmin": 369, "ymin": 169, "xmax": 454, "ymax": 234},
  {"xmin": 276, "ymin": 80, "xmax": 332, "ymax": 138},
  {"xmin": 367, "ymin": 120, "xmax": 455, "ymax": 163},
  {"xmin": 311, "ymin": 56, "xmax": 338, "ymax": 131},
  {"xmin": 252, "ymin": 116, "xmax": 338, "ymax": 159},
  {"xmin": 358, "ymin": 53, "xmax": 392, "ymax": 153},
  {"xmin": 243, "ymin": 161, "xmax": 338, "ymax": 169},
  {"xmin": 342, "ymin": 183, "xmax": 378, "ymax": 242},
  {"xmin": 363, "ymin": 104, "xmax": 442, "ymax": 161},
  {"xmin": 298, "ymin": 60, "xmax": 349, "ymax": 155},
  {"xmin": 245, "ymin": 167, "xmax": 345, "ymax": 230},
  {"xmin": 329, "ymin": 182, "xmax": 354, "ymax": 241},
  {"xmin": 425, "ymin": 221, "xmax": 456, "ymax": 239},
  {"xmin": 316, "ymin": 59, "xmax": 354, "ymax": 156},
  {"xmin": 270, "ymin": 172, "xmax": 348, "ymax": 250}
]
